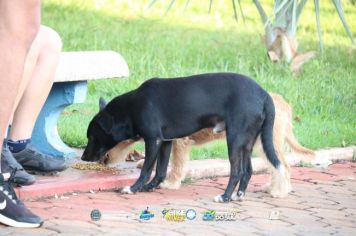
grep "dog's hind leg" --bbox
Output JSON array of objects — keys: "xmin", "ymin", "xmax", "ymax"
[
  {"xmin": 231, "ymin": 146, "xmax": 253, "ymax": 201},
  {"xmin": 122, "ymin": 139, "xmax": 162, "ymax": 194},
  {"xmin": 230, "ymin": 125, "xmax": 261, "ymax": 202},
  {"xmin": 142, "ymin": 141, "xmax": 172, "ymax": 192},
  {"xmin": 268, "ymin": 123, "xmax": 292, "ymax": 198},
  {"xmin": 214, "ymin": 123, "xmax": 247, "ymax": 203}
]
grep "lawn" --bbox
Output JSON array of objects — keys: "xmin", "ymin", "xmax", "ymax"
[{"xmin": 42, "ymin": 0, "xmax": 356, "ymax": 159}]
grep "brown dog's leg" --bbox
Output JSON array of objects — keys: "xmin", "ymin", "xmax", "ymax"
[
  {"xmin": 268, "ymin": 121, "xmax": 292, "ymax": 198},
  {"xmin": 160, "ymin": 138, "xmax": 194, "ymax": 189},
  {"xmin": 104, "ymin": 140, "xmax": 135, "ymax": 165},
  {"xmin": 255, "ymin": 112, "xmax": 291, "ymax": 198}
]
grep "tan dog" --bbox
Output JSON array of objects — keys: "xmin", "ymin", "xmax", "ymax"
[{"xmin": 103, "ymin": 93, "xmax": 315, "ymax": 198}]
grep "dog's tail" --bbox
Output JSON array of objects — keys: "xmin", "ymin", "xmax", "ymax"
[
  {"xmin": 286, "ymin": 121, "xmax": 316, "ymax": 161},
  {"xmin": 261, "ymin": 94, "xmax": 281, "ymax": 170}
]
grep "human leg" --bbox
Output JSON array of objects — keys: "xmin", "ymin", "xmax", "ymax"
[
  {"xmin": 7, "ymin": 25, "xmax": 66, "ymax": 174},
  {"xmin": 0, "ymin": 0, "xmax": 41, "ymax": 153},
  {"xmin": 0, "ymin": 0, "xmax": 43, "ymax": 227},
  {"xmin": 9, "ymin": 26, "xmax": 62, "ymax": 140},
  {"xmin": 1, "ymin": 23, "xmax": 43, "ymax": 186}
]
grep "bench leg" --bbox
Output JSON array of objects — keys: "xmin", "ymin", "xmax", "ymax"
[{"xmin": 31, "ymin": 81, "xmax": 87, "ymax": 158}]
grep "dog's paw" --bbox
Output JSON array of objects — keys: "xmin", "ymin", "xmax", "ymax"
[
  {"xmin": 141, "ymin": 184, "xmax": 155, "ymax": 192},
  {"xmin": 159, "ymin": 180, "xmax": 181, "ymax": 190},
  {"xmin": 268, "ymin": 176, "xmax": 291, "ymax": 198},
  {"xmin": 269, "ymin": 191, "xmax": 288, "ymax": 198},
  {"xmin": 121, "ymin": 186, "xmax": 133, "ymax": 194},
  {"xmin": 213, "ymin": 194, "xmax": 229, "ymax": 203},
  {"xmin": 267, "ymin": 168, "xmax": 292, "ymax": 198},
  {"xmin": 268, "ymin": 183, "xmax": 290, "ymax": 198},
  {"xmin": 214, "ymin": 195, "xmax": 224, "ymax": 203},
  {"xmin": 261, "ymin": 182, "xmax": 272, "ymax": 193},
  {"xmin": 231, "ymin": 191, "xmax": 245, "ymax": 201}
]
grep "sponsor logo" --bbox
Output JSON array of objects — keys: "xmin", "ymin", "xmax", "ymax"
[
  {"xmin": 90, "ymin": 209, "xmax": 102, "ymax": 221},
  {"xmin": 186, "ymin": 209, "xmax": 197, "ymax": 220},
  {"xmin": 139, "ymin": 207, "xmax": 155, "ymax": 220},
  {"xmin": 202, "ymin": 209, "xmax": 239, "ymax": 221},
  {"xmin": 202, "ymin": 210, "xmax": 216, "ymax": 221},
  {"xmin": 162, "ymin": 209, "xmax": 186, "ymax": 222}
]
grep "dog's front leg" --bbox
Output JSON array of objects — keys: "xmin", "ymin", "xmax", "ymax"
[
  {"xmin": 142, "ymin": 141, "xmax": 172, "ymax": 192},
  {"xmin": 121, "ymin": 139, "xmax": 161, "ymax": 194}
]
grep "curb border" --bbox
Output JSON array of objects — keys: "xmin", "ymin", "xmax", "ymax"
[{"xmin": 16, "ymin": 146, "xmax": 354, "ymax": 200}]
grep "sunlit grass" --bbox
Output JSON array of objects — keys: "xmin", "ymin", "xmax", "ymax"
[{"xmin": 43, "ymin": 0, "xmax": 356, "ymax": 159}]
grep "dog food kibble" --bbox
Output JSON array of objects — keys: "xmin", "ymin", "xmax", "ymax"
[{"xmin": 72, "ymin": 162, "xmax": 120, "ymax": 174}]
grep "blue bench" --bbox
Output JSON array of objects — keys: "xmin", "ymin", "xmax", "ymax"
[{"xmin": 31, "ymin": 51, "xmax": 129, "ymax": 158}]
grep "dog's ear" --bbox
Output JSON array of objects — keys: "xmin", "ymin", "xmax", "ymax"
[
  {"xmin": 96, "ymin": 111, "xmax": 114, "ymax": 134},
  {"xmin": 99, "ymin": 97, "xmax": 108, "ymax": 111}
]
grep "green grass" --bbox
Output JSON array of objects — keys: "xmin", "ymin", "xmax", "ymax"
[{"xmin": 43, "ymin": 0, "xmax": 356, "ymax": 159}]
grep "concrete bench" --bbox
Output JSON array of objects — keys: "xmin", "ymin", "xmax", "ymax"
[{"xmin": 31, "ymin": 51, "xmax": 129, "ymax": 158}]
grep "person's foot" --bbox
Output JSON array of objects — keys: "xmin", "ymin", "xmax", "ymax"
[
  {"xmin": 1, "ymin": 146, "xmax": 35, "ymax": 186},
  {"xmin": 0, "ymin": 172, "xmax": 43, "ymax": 228},
  {"xmin": 12, "ymin": 144, "xmax": 68, "ymax": 175}
]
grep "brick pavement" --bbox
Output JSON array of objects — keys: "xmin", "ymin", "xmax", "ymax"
[{"xmin": 1, "ymin": 162, "xmax": 356, "ymax": 235}]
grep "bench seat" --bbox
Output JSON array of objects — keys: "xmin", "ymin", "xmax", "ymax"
[{"xmin": 31, "ymin": 51, "xmax": 129, "ymax": 158}]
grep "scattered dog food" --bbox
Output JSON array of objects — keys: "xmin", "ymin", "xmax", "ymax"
[{"xmin": 72, "ymin": 162, "xmax": 121, "ymax": 174}]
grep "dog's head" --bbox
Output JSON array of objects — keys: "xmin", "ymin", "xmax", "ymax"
[{"xmin": 81, "ymin": 97, "xmax": 131, "ymax": 162}]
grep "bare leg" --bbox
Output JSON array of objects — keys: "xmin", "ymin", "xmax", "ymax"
[
  {"xmin": 9, "ymin": 26, "xmax": 62, "ymax": 140},
  {"xmin": 0, "ymin": 0, "xmax": 44, "ymax": 228},
  {"xmin": 0, "ymin": 0, "xmax": 41, "ymax": 168}
]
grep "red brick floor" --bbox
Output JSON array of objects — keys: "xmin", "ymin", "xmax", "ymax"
[
  {"xmin": 24, "ymin": 161, "xmax": 356, "ymax": 222},
  {"xmin": 1, "ymin": 161, "xmax": 355, "ymax": 235}
]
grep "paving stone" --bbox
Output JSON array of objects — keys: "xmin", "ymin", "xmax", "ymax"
[
  {"xmin": 212, "ymin": 221, "xmax": 261, "ymax": 235},
  {"xmin": 237, "ymin": 206, "xmax": 273, "ymax": 219},
  {"xmin": 245, "ymin": 217, "xmax": 292, "ymax": 234},
  {"xmin": 331, "ymin": 197, "xmax": 356, "ymax": 209},
  {"xmin": 269, "ymin": 207, "xmax": 328, "ymax": 228},
  {"xmin": 313, "ymin": 180, "xmax": 345, "ymax": 187},
  {"xmin": 343, "ymin": 207, "xmax": 356, "ymax": 216},
  {"xmin": 289, "ymin": 224, "xmax": 338, "ymax": 236},
  {"xmin": 176, "ymin": 226, "xmax": 226, "ymax": 236},
  {"xmin": 237, "ymin": 199, "xmax": 274, "ymax": 208},
  {"xmin": 0, "ymin": 226, "xmax": 19, "ymax": 236},
  {"xmin": 320, "ymin": 217, "xmax": 356, "ymax": 228},
  {"xmin": 332, "ymin": 226, "xmax": 356, "ymax": 236},
  {"xmin": 309, "ymin": 207, "xmax": 348, "ymax": 219},
  {"xmin": 267, "ymin": 197, "xmax": 308, "ymax": 210},
  {"xmin": 97, "ymin": 228, "xmax": 144, "ymax": 236},
  {"xmin": 4, "ymin": 228, "xmax": 56, "ymax": 236},
  {"xmin": 4, "ymin": 162, "xmax": 356, "ymax": 235},
  {"xmin": 300, "ymin": 197, "xmax": 342, "ymax": 209},
  {"xmin": 46, "ymin": 219, "xmax": 103, "ymax": 234},
  {"xmin": 318, "ymin": 185, "xmax": 356, "ymax": 195},
  {"xmin": 338, "ymin": 179, "xmax": 356, "ymax": 188}
]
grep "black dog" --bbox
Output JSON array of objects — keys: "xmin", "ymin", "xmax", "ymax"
[{"xmin": 82, "ymin": 73, "xmax": 283, "ymax": 202}]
